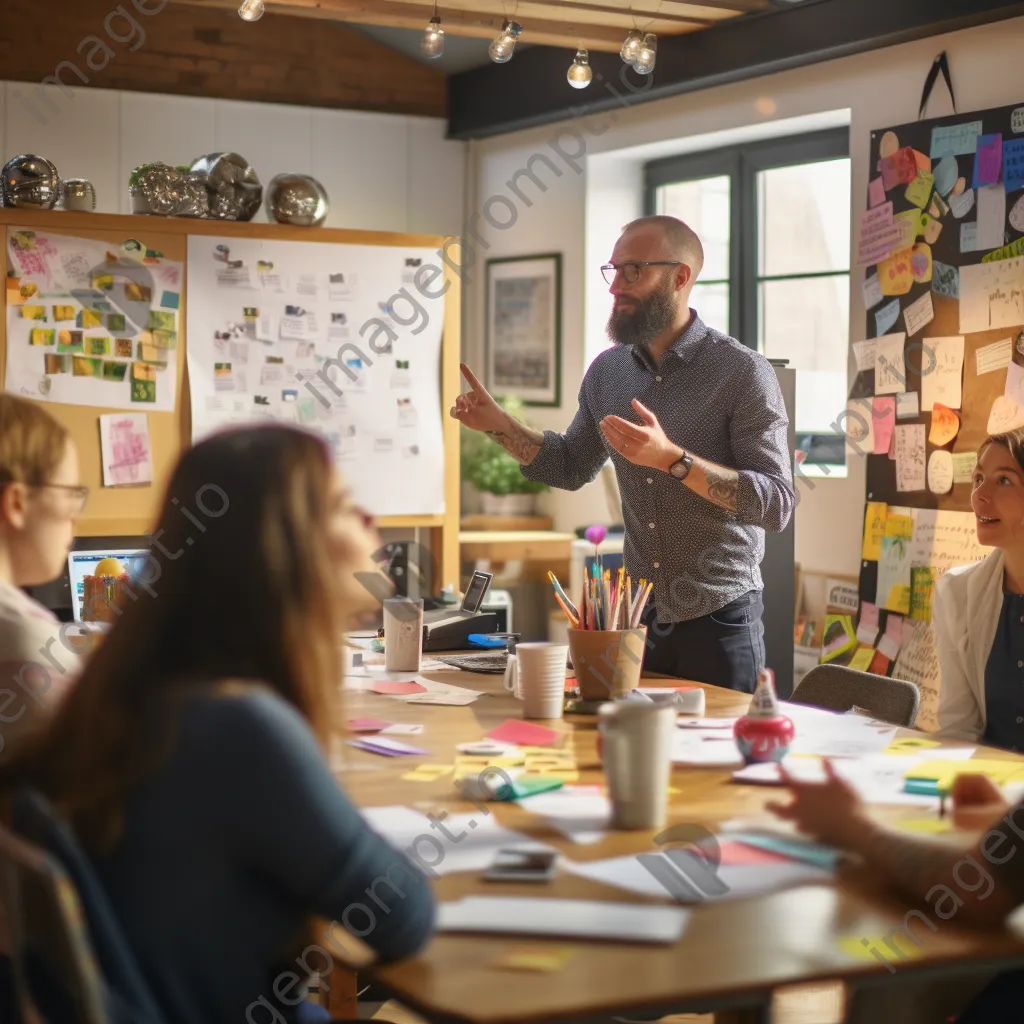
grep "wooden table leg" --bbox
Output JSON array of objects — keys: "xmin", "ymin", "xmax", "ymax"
[{"xmin": 322, "ymin": 964, "xmax": 359, "ymax": 1020}]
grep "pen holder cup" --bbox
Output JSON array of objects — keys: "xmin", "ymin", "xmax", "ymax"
[{"xmin": 567, "ymin": 627, "xmax": 647, "ymax": 701}]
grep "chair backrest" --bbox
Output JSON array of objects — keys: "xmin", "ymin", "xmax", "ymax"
[
  {"xmin": 10, "ymin": 789, "xmax": 167, "ymax": 1024},
  {"xmin": 0, "ymin": 821, "xmax": 109, "ymax": 1024},
  {"xmin": 790, "ymin": 664, "xmax": 921, "ymax": 728}
]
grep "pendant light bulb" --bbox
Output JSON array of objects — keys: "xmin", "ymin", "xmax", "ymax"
[
  {"xmin": 632, "ymin": 33, "xmax": 657, "ymax": 74},
  {"xmin": 488, "ymin": 19, "xmax": 523, "ymax": 63},
  {"xmin": 620, "ymin": 29, "xmax": 643, "ymax": 65},
  {"xmin": 238, "ymin": 0, "xmax": 264, "ymax": 21},
  {"xmin": 567, "ymin": 48, "xmax": 592, "ymax": 89},
  {"xmin": 421, "ymin": 14, "xmax": 444, "ymax": 57}
]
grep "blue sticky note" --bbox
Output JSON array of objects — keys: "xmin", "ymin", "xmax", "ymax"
[
  {"xmin": 930, "ymin": 120, "xmax": 983, "ymax": 159},
  {"xmin": 875, "ymin": 298, "xmax": 900, "ymax": 336},
  {"xmin": 931, "ymin": 262, "xmax": 959, "ymax": 299},
  {"xmin": 973, "ymin": 133, "xmax": 1003, "ymax": 188},
  {"xmin": 728, "ymin": 833, "xmax": 840, "ymax": 871},
  {"xmin": 160, "ymin": 290, "xmax": 180, "ymax": 310},
  {"xmin": 1004, "ymin": 138, "xmax": 1024, "ymax": 193},
  {"xmin": 933, "ymin": 155, "xmax": 959, "ymax": 197}
]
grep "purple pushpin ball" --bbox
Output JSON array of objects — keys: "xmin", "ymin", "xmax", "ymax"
[{"xmin": 585, "ymin": 524, "xmax": 607, "ymax": 546}]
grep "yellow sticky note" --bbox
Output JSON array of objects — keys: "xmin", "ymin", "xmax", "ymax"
[
  {"xmin": 904, "ymin": 758, "xmax": 1024, "ymax": 788},
  {"xmin": 848, "ymin": 647, "xmax": 875, "ymax": 672},
  {"xmin": 884, "ymin": 583, "xmax": 911, "ymax": 616},
  {"xmin": 886, "ymin": 737, "xmax": 940, "ymax": 755},
  {"xmin": 895, "ymin": 208, "xmax": 930, "ymax": 243},
  {"xmin": 862, "ymin": 502, "xmax": 887, "ymax": 561},
  {"xmin": 884, "ymin": 514, "xmax": 913, "ymax": 541},
  {"xmin": 837, "ymin": 935, "xmax": 926, "ymax": 963},
  {"xmin": 878, "ymin": 247, "xmax": 914, "ymax": 296},
  {"xmin": 905, "ymin": 170, "xmax": 935, "ymax": 208},
  {"xmin": 494, "ymin": 946, "xmax": 574, "ymax": 972},
  {"xmin": 401, "ymin": 765, "xmax": 454, "ymax": 782},
  {"xmin": 894, "ymin": 817, "xmax": 952, "ymax": 834}
]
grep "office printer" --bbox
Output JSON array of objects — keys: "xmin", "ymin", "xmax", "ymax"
[{"xmin": 422, "ymin": 571, "xmax": 498, "ymax": 651}]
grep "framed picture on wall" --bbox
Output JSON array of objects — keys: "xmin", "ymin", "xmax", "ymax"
[{"xmin": 485, "ymin": 253, "xmax": 561, "ymax": 407}]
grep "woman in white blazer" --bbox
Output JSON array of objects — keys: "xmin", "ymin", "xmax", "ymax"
[{"xmin": 934, "ymin": 428, "xmax": 1024, "ymax": 745}]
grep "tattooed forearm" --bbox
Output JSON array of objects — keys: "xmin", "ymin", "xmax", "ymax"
[
  {"xmin": 700, "ymin": 466, "xmax": 739, "ymax": 513},
  {"xmin": 485, "ymin": 412, "xmax": 543, "ymax": 465}
]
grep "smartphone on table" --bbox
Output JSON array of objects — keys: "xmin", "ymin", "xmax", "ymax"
[{"xmin": 483, "ymin": 848, "xmax": 558, "ymax": 883}]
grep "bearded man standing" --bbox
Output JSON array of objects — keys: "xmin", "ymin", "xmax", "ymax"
[{"xmin": 452, "ymin": 215, "xmax": 794, "ymax": 693}]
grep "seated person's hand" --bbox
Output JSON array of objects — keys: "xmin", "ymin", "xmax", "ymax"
[
  {"xmin": 951, "ymin": 773, "xmax": 1009, "ymax": 831},
  {"xmin": 766, "ymin": 759, "xmax": 868, "ymax": 848}
]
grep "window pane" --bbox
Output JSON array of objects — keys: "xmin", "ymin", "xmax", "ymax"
[
  {"xmin": 758, "ymin": 158, "xmax": 851, "ymax": 277},
  {"xmin": 691, "ymin": 282, "xmax": 729, "ymax": 336},
  {"xmin": 655, "ymin": 175, "xmax": 730, "ymax": 281},
  {"xmin": 759, "ymin": 274, "xmax": 849, "ymax": 434}
]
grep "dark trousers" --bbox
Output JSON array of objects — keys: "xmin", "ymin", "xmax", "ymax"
[{"xmin": 641, "ymin": 590, "xmax": 765, "ymax": 694}]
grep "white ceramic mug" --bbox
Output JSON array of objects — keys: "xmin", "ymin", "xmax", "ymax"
[
  {"xmin": 383, "ymin": 597, "xmax": 424, "ymax": 672},
  {"xmin": 598, "ymin": 701, "xmax": 675, "ymax": 830},
  {"xmin": 503, "ymin": 642, "xmax": 568, "ymax": 719}
]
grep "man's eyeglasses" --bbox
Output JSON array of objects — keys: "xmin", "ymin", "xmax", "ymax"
[
  {"xmin": 33, "ymin": 483, "xmax": 90, "ymax": 515},
  {"xmin": 601, "ymin": 261, "xmax": 683, "ymax": 286}
]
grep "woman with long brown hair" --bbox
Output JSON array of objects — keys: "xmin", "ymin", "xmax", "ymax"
[
  {"xmin": 934, "ymin": 427, "xmax": 1024, "ymax": 745},
  {"xmin": 4, "ymin": 424, "xmax": 435, "ymax": 1024}
]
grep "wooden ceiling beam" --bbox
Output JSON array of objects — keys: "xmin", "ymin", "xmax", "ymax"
[{"xmin": 174, "ymin": 0, "xmax": 638, "ymax": 50}]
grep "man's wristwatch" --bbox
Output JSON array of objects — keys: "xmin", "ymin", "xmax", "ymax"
[{"xmin": 668, "ymin": 450, "xmax": 693, "ymax": 481}]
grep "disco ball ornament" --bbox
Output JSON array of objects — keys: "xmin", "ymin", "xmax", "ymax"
[
  {"xmin": 189, "ymin": 152, "xmax": 262, "ymax": 221},
  {"xmin": 265, "ymin": 174, "xmax": 329, "ymax": 226},
  {"xmin": 129, "ymin": 162, "xmax": 208, "ymax": 218},
  {"xmin": 2, "ymin": 155, "xmax": 61, "ymax": 209}
]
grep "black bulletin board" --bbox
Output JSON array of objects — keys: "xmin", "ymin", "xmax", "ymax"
[{"xmin": 857, "ymin": 101, "xmax": 1024, "ymax": 612}]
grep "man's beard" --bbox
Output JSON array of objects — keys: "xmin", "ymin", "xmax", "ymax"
[{"xmin": 606, "ymin": 283, "xmax": 676, "ymax": 349}]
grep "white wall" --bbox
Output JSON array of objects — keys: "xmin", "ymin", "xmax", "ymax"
[
  {"xmin": 0, "ymin": 83, "xmax": 465, "ymax": 235},
  {"xmin": 463, "ymin": 15, "xmax": 1024, "ymax": 580}
]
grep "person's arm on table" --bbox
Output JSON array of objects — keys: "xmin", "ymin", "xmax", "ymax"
[
  {"xmin": 451, "ymin": 363, "xmax": 608, "ymax": 490},
  {"xmin": 599, "ymin": 359, "xmax": 794, "ymax": 529},
  {"xmin": 767, "ymin": 762, "xmax": 1024, "ymax": 927}
]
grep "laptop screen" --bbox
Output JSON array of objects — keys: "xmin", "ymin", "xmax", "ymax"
[{"xmin": 67, "ymin": 549, "xmax": 148, "ymax": 622}]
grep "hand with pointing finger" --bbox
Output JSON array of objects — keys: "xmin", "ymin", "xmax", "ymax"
[
  {"xmin": 600, "ymin": 398, "xmax": 683, "ymax": 472},
  {"xmin": 449, "ymin": 363, "xmax": 506, "ymax": 434}
]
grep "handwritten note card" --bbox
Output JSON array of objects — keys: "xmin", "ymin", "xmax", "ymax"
[
  {"xmin": 99, "ymin": 413, "xmax": 153, "ymax": 487},
  {"xmin": 876, "ymin": 298, "xmax": 901, "ymax": 335},
  {"xmin": 879, "ymin": 248, "xmax": 914, "ymax": 296},
  {"xmin": 951, "ymin": 451, "xmax": 978, "ymax": 484},
  {"xmin": 950, "ymin": 188, "xmax": 975, "ymax": 219},
  {"xmin": 930, "ymin": 121, "xmax": 983, "ymax": 159},
  {"xmin": 927, "ymin": 449, "xmax": 954, "ymax": 494},
  {"xmin": 928, "ymin": 403, "xmax": 960, "ymax": 446},
  {"xmin": 909, "ymin": 509, "xmax": 992, "ymax": 571},
  {"xmin": 894, "ymin": 622, "xmax": 939, "ymax": 732},
  {"xmin": 896, "ymin": 392, "xmax": 920, "ymax": 420},
  {"xmin": 857, "ymin": 203, "xmax": 902, "ymax": 265},
  {"xmin": 868, "ymin": 176, "xmax": 886, "ymax": 207},
  {"xmin": 845, "ymin": 398, "xmax": 874, "ymax": 453},
  {"xmin": 959, "ymin": 258, "xmax": 1024, "ymax": 334},
  {"xmin": 875, "ymin": 333, "xmax": 907, "ymax": 395},
  {"xmin": 895, "ymin": 424, "xmax": 926, "ymax": 492},
  {"xmin": 852, "ymin": 338, "xmax": 876, "ymax": 373},
  {"xmin": 934, "ymin": 155, "xmax": 959, "ymax": 196},
  {"xmin": 919, "ymin": 336, "xmax": 964, "ymax": 411},
  {"xmin": 977, "ymin": 184, "xmax": 1007, "ymax": 251},
  {"xmin": 904, "ymin": 292, "xmax": 934, "ymax": 337},
  {"xmin": 862, "ymin": 502, "xmax": 887, "ymax": 561},
  {"xmin": 1005, "ymin": 359, "xmax": 1024, "ymax": 408},
  {"xmin": 932, "ymin": 262, "xmax": 959, "ymax": 299},
  {"xmin": 961, "ymin": 222, "xmax": 980, "ymax": 254},
  {"xmin": 1004, "ymin": 138, "xmax": 1024, "ymax": 193},
  {"xmin": 973, "ymin": 133, "xmax": 1003, "ymax": 188},
  {"xmin": 988, "ymin": 395, "xmax": 1024, "ymax": 434},
  {"xmin": 906, "ymin": 171, "xmax": 935, "ymax": 209},
  {"xmin": 878, "ymin": 536, "xmax": 913, "ymax": 615},
  {"xmin": 863, "ymin": 274, "xmax": 883, "ymax": 310}
]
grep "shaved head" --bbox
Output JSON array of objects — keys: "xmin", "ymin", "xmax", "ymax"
[{"xmin": 621, "ymin": 215, "xmax": 704, "ymax": 280}]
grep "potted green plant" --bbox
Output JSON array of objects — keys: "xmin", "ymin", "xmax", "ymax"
[{"xmin": 461, "ymin": 395, "xmax": 548, "ymax": 515}]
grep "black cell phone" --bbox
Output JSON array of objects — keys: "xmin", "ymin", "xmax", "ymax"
[{"xmin": 483, "ymin": 848, "xmax": 558, "ymax": 883}]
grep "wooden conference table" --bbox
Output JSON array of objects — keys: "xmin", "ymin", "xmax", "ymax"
[{"xmin": 328, "ymin": 664, "xmax": 1024, "ymax": 1024}]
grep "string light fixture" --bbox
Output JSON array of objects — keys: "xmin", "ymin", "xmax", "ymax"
[
  {"xmin": 237, "ymin": 0, "xmax": 264, "ymax": 21},
  {"xmin": 566, "ymin": 48, "xmax": 592, "ymax": 89},
  {"xmin": 420, "ymin": 2, "xmax": 444, "ymax": 57},
  {"xmin": 620, "ymin": 29, "xmax": 643, "ymax": 64},
  {"xmin": 488, "ymin": 19, "xmax": 523, "ymax": 63},
  {"xmin": 632, "ymin": 32, "xmax": 657, "ymax": 74}
]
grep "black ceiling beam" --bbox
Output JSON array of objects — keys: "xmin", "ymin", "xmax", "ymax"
[{"xmin": 447, "ymin": 0, "xmax": 1024, "ymax": 140}]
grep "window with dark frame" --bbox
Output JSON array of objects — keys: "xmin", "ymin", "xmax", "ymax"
[{"xmin": 645, "ymin": 128, "xmax": 851, "ymax": 470}]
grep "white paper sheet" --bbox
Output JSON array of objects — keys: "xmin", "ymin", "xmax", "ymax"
[
  {"xmin": 896, "ymin": 392, "xmax": 920, "ymax": 420},
  {"xmin": 875, "ymin": 333, "xmax": 907, "ymax": 395},
  {"xmin": 852, "ymin": 338, "xmax": 877, "ymax": 372},
  {"xmin": 863, "ymin": 275, "xmax": 883, "ymax": 310},
  {"xmin": 976, "ymin": 337, "xmax": 1013, "ymax": 375},
  {"xmin": 908, "ymin": 508, "xmax": 993, "ymax": 570},
  {"xmin": 517, "ymin": 786, "xmax": 611, "ymax": 844},
  {"xmin": 977, "ymin": 183, "xmax": 1008, "ymax": 250},
  {"xmin": 438, "ymin": 896, "xmax": 690, "ymax": 943},
  {"xmin": 894, "ymin": 622, "xmax": 939, "ymax": 731},
  {"xmin": 895, "ymin": 424, "xmax": 927, "ymax": 491},
  {"xmin": 903, "ymin": 291, "xmax": 934, "ymax": 337},
  {"xmin": 920, "ymin": 336, "xmax": 964, "ymax": 411},
  {"xmin": 98, "ymin": 413, "xmax": 153, "ymax": 486},
  {"xmin": 960, "ymin": 258, "xmax": 1024, "ymax": 334}
]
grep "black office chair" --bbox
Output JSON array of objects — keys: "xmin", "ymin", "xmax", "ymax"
[{"xmin": 790, "ymin": 664, "xmax": 921, "ymax": 728}]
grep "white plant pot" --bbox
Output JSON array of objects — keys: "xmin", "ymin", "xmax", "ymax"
[{"xmin": 481, "ymin": 492, "xmax": 536, "ymax": 516}]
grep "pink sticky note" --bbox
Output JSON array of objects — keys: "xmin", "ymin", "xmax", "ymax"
[
  {"xmin": 719, "ymin": 840, "xmax": 795, "ymax": 867},
  {"xmin": 868, "ymin": 176, "xmax": 886, "ymax": 207},
  {"xmin": 487, "ymin": 720, "xmax": 561, "ymax": 747},
  {"xmin": 371, "ymin": 681, "xmax": 427, "ymax": 695},
  {"xmin": 973, "ymin": 133, "xmax": 1002, "ymax": 188},
  {"xmin": 871, "ymin": 397, "xmax": 896, "ymax": 456},
  {"xmin": 348, "ymin": 718, "xmax": 391, "ymax": 733}
]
